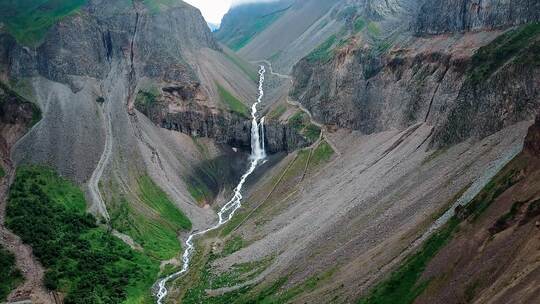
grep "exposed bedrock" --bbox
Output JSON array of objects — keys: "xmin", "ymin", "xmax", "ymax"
[
  {"xmin": 414, "ymin": 0, "xmax": 540, "ymax": 35},
  {"xmin": 524, "ymin": 114, "xmax": 540, "ymax": 157},
  {"xmin": 1, "ymin": 0, "xmax": 216, "ymax": 90},
  {"xmin": 291, "ymin": 28, "xmax": 539, "ymax": 148},
  {"xmin": 136, "ymin": 90, "xmax": 312, "ymax": 154}
]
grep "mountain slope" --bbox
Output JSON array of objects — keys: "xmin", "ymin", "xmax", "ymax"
[
  {"xmin": 0, "ymin": 0, "xmax": 538, "ymax": 303},
  {"xmin": 160, "ymin": 1, "xmax": 539, "ymax": 303},
  {"xmin": 217, "ymin": 0, "xmax": 344, "ymax": 73}
]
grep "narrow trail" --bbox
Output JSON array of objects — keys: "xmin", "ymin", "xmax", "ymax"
[
  {"xmin": 0, "ymin": 163, "xmax": 51, "ymax": 303},
  {"xmin": 253, "ymin": 60, "xmax": 341, "ymax": 156},
  {"xmin": 87, "ymin": 97, "xmax": 112, "ymax": 222},
  {"xmin": 1, "ymin": 122, "xmax": 52, "ymax": 303},
  {"xmin": 154, "ymin": 66, "xmax": 269, "ymax": 304}
]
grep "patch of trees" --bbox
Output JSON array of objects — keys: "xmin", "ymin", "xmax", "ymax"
[{"xmin": 5, "ymin": 166, "xmax": 154, "ymax": 304}]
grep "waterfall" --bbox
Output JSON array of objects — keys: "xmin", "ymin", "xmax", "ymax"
[{"xmin": 155, "ymin": 65, "xmax": 267, "ymax": 304}]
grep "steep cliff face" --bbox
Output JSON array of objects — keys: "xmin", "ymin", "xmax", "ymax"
[
  {"xmin": 524, "ymin": 115, "xmax": 540, "ymax": 156},
  {"xmin": 2, "ymin": 0, "xmax": 215, "ymax": 90},
  {"xmin": 135, "ymin": 86, "xmax": 313, "ymax": 154},
  {"xmin": 291, "ymin": 0, "xmax": 539, "ymax": 147},
  {"xmin": 415, "ymin": 0, "xmax": 540, "ymax": 35},
  {"xmin": 0, "ymin": 83, "xmax": 39, "ymax": 163}
]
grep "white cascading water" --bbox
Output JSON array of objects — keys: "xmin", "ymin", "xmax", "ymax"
[{"xmin": 154, "ymin": 65, "xmax": 267, "ymax": 304}]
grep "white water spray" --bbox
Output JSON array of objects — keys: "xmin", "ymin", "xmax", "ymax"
[{"xmin": 154, "ymin": 66, "xmax": 267, "ymax": 304}]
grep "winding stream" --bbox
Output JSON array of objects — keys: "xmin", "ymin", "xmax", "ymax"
[{"xmin": 155, "ymin": 65, "xmax": 267, "ymax": 303}]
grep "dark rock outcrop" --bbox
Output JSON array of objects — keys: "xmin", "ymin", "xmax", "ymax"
[
  {"xmin": 524, "ymin": 115, "xmax": 540, "ymax": 156},
  {"xmin": 414, "ymin": 0, "xmax": 540, "ymax": 35},
  {"xmin": 136, "ymin": 89, "xmax": 313, "ymax": 154},
  {"xmin": 0, "ymin": 83, "xmax": 40, "ymax": 159}
]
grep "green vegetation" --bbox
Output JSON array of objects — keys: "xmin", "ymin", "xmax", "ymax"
[
  {"xmin": 304, "ymin": 124, "xmax": 322, "ymax": 141},
  {"xmin": 142, "ymin": 0, "xmax": 187, "ymax": 13},
  {"xmin": 221, "ymin": 236, "xmax": 245, "ymax": 257},
  {"xmin": 288, "ymin": 112, "xmax": 321, "ymax": 142},
  {"xmin": 310, "ymin": 141, "xmax": 334, "ymax": 167},
  {"xmin": 223, "ymin": 51, "xmax": 259, "ymax": 83},
  {"xmin": 307, "ymin": 35, "xmax": 337, "ymax": 63},
  {"xmin": 469, "ymin": 23, "xmax": 540, "ymax": 83},
  {"xmin": 6, "ymin": 166, "xmax": 159, "ymax": 303},
  {"xmin": 224, "ymin": 9, "xmax": 287, "ymax": 51},
  {"xmin": 288, "ymin": 112, "xmax": 306, "ymax": 130},
  {"xmin": 358, "ymin": 157, "xmax": 524, "ymax": 304},
  {"xmin": 0, "ymin": 166, "xmax": 5, "ymax": 178},
  {"xmin": 367, "ymin": 22, "xmax": 381, "ymax": 36},
  {"xmin": 353, "ymin": 17, "xmax": 367, "ymax": 33},
  {"xmin": 187, "ymin": 179, "xmax": 213, "ymax": 204},
  {"xmin": 459, "ymin": 165, "xmax": 520, "ymax": 221},
  {"xmin": 0, "ymin": 246, "xmax": 22, "ymax": 301},
  {"xmin": 268, "ymin": 104, "xmax": 287, "ymax": 120},
  {"xmin": 185, "ymin": 154, "xmax": 244, "ymax": 205},
  {"xmin": 217, "ymin": 83, "xmax": 250, "ymax": 117},
  {"xmin": 0, "ymin": 82, "xmax": 42, "ymax": 127},
  {"xmin": 179, "ymin": 242, "xmax": 332, "ymax": 304},
  {"xmin": 358, "ymin": 217, "xmax": 460, "ymax": 304},
  {"xmin": 0, "ymin": 0, "xmax": 88, "ymax": 46},
  {"xmin": 255, "ymin": 269, "xmax": 335, "ymax": 303},
  {"xmin": 138, "ymin": 175, "xmax": 192, "ymax": 230},
  {"xmin": 181, "ymin": 249, "xmax": 274, "ymax": 304},
  {"xmin": 110, "ymin": 175, "xmax": 191, "ymax": 260},
  {"xmin": 134, "ymin": 88, "xmax": 159, "ymax": 112}
]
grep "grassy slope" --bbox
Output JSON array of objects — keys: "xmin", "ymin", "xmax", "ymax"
[
  {"xmin": 222, "ymin": 49, "xmax": 259, "ymax": 83},
  {"xmin": 175, "ymin": 144, "xmax": 336, "ymax": 303},
  {"xmin": 306, "ymin": 35, "xmax": 337, "ymax": 63},
  {"xmin": 5, "ymin": 165, "xmax": 159, "ymax": 303},
  {"xmin": 469, "ymin": 23, "xmax": 540, "ymax": 83},
  {"xmin": 288, "ymin": 111, "xmax": 321, "ymax": 141},
  {"xmin": 110, "ymin": 175, "xmax": 191, "ymax": 260},
  {"xmin": 0, "ymin": 247, "xmax": 22, "ymax": 301},
  {"xmin": 0, "ymin": 0, "xmax": 88, "ymax": 46},
  {"xmin": 216, "ymin": 83, "xmax": 250, "ymax": 117},
  {"xmin": 218, "ymin": 8, "xmax": 287, "ymax": 51}
]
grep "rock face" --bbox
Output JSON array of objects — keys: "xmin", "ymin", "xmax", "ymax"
[
  {"xmin": 291, "ymin": 0, "xmax": 540, "ymax": 148},
  {"xmin": 524, "ymin": 115, "xmax": 540, "ymax": 156},
  {"xmin": 2, "ymin": 0, "xmax": 216, "ymax": 90},
  {"xmin": 414, "ymin": 0, "xmax": 540, "ymax": 35},
  {"xmin": 0, "ymin": 83, "xmax": 39, "ymax": 158},
  {"xmin": 136, "ymin": 89, "xmax": 313, "ymax": 154}
]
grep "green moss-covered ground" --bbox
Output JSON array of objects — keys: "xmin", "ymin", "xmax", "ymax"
[
  {"xmin": 109, "ymin": 175, "xmax": 191, "ymax": 260},
  {"xmin": 6, "ymin": 165, "xmax": 159, "ymax": 304},
  {"xmin": 0, "ymin": 246, "xmax": 22, "ymax": 301},
  {"xmin": 307, "ymin": 35, "xmax": 337, "ymax": 63},
  {"xmin": 469, "ymin": 23, "xmax": 540, "ymax": 83},
  {"xmin": 0, "ymin": 0, "xmax": 88, "ymax": 46},
  {"xmin": 217, "ymin": 83, "xmax": 250, "ymax": 117},
  {"xmin": 288, "ymin": 111, "xmax": 321, "ymax": 142},
  {"xmin": 219, "ymin": 9, "xmax": 287, "ymax": 51}
]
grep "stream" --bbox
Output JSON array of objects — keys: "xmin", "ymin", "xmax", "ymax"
[{"xmin": 154, "ymin": 65, "xmax": 268, "ymax": 303}]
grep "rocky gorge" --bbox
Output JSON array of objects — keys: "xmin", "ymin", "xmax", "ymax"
[{"xmin": 0, "ymin": 0, "xmax": 538, "ymax": 303}]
